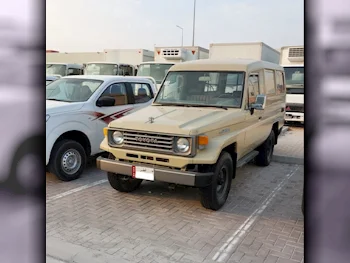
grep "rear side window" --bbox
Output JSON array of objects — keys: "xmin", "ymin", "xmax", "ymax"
[
  {"xmin": 264, "ymin": 69, "xmax": 276, "ymax": 95},
  {"xmin": 275, "ymin": 71, "xmax": 285, "ymax": 94},
  {"xmin": 129, "ymin": 83, "xmax": 153, "ymax": 104}
]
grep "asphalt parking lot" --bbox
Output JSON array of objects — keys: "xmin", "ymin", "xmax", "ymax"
[{"xmin": 46, "ymin": 160, "xmax": 304, "ymax": 263}]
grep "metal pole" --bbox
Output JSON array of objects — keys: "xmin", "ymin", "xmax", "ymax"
[
  {"xmin": 192, "ymin": 0, "xmax": 196, "ymax": 46},
  {"xmin": 176, "ymin": 25, "xmax": 183, "ymax": 46}
]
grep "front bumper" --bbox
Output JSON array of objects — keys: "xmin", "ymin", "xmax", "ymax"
[
  {"xmin": 285, "ymin": 112, "xmax": 304, "ymax": 122},
  {"xmin": 96, "ymin": 156, "xmax": 213, "ymax": 187}
]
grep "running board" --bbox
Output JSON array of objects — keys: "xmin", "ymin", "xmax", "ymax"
[{"xmin": 237, "ymin": 151, "xmax": 259, "ymax": 168}]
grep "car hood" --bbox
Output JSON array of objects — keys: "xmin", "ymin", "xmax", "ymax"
[
  {"xmin": 108, "ymin": 105, "xmax": 246, "ymax": 135},
  {"xmin": 46, "ymin": 100, "xmax": 84, "ymax": 115}
]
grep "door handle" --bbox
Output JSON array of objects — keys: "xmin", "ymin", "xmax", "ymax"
[{"xmin": 259, "ymin": 116, "xmax": 262, "ymax": 120}]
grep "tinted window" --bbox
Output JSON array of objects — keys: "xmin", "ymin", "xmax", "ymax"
[
  {"xmin": 130, "ymin": 83, "xmax": 153, "ymax": 104},
  {"xmin": 100, "ymin": 83, "xmax": 128, "ymax": 106}
]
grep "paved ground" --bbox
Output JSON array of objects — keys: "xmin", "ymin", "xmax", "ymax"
[
  {"xmin": 47, "ymin": 160, "xmax": 304, "ymax": 263},
  {"xmin": 273, "ymin": 126, "xmax": 304, "ymax": 164}
]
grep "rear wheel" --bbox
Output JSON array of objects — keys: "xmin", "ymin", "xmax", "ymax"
[
  {"xmin": 255, "ymin": 130, "xmax": 275, "ymax": 167},
  {"xmin": 199, "ymin": 152, "xmax": 233, "ymax": 210},
  {"xmin": 107, "ymin": 154, "xmax": 142, "ymax": 192},
  {"xmin": 48, "ymin": 139, "xmax": 87, "ymax": 181}
]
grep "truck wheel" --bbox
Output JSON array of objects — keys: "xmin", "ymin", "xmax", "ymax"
[
  {"xmin": 255, "ymin": 130, "xmax": 275, "ymax": 167},
  {"xmin": 48, "ymin": 139, "xmax": 86, "ymax": 181},
  {"xmin": 199, "ymin": 152, "xmax": 233, "ymax": 211},
  {"xmin": 107, "ymin": 154, "xmax": 142, "ymax": 192}
]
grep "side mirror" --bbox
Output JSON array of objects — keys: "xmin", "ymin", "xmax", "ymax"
[
  {"xmin": 251, "ymin": 94, "xmax": 267, "ymax": 110},
  {"xmin": 96, "ymin": 96, "xmax": 115, "ymax": 107}
]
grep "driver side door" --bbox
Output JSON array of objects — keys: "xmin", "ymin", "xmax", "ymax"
[
  {"xmin": 91, "ymin": 82, "xmax": 134, "ymax": 153},
  {"xmin": 244, "ymin": 72, "xmax": 266, "ymax": 152}
]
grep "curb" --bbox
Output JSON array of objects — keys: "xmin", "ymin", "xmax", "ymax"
[
  {"xmin": 272, "ymin": 154, "xmax": 304, "ymax": 165},
  {"xmin": 47, "ymin": 236, "xmax": 129, "ymax": 263}
]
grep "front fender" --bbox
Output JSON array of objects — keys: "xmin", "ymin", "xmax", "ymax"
[{"xmin": 46, "ymin": 121, "xmax": 93, "ymax": 165}]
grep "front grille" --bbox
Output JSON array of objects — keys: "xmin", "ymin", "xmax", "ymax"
[
  {"xmin": 112, "ymin": 130, "xmax": 175, "ymax": 153},
  {"xmin": 286, "ymin": 104, "xmax": 304, "ymax": 113}
]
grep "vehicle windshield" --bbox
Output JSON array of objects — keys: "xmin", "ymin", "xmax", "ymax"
[
  {"xmin": 46, "ymin": 78, "xmax": 103, "ymax": 102},
  {"xmin": 46, "ymin": 80, "xmax": 53, "ymax": 85},
  {"xmin": 46, "ymin": 64, "xmax": 67, "ymax": 76},
  {"xmin": 84, "ymin": 63, "xmax": 118, "ymax": 75},
  {"xmin": 137, "ymin": 63, "xmax": 174, "ymax": 84},
  {"xmin": 284, "ymin": 67, "xmax": 304, "ymax": 86},
  {"xmin": 154, "ymin": 71, "xmax": 245, "ymax": 108}
]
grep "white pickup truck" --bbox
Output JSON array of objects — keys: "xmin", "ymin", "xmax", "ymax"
[{"xmin": 46, "ymin": 75, "xmax": 157, "ymax": 181}]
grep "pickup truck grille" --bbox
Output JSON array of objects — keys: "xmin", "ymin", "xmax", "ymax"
[
  {"xmin": 122, "ymin": 130, "xmax": 174, "ymax": 153},
  {"xmin": 286, "ymin": 104, "xmax": 304, "ymax": 113}
]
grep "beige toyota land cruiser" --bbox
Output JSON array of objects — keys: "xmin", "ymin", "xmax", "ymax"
[{"xmin": 96, "ymin": 59, "xmax": 286, "ymax": 210}]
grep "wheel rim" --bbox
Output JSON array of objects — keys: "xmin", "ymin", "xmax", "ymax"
[
  {"xmin": 61, "ymin": 149, "xmax": 81, "ymax": 175},
  {"xmin": 17, "ymin": 153, "xmax": 42, "ymax": 190},
  {"xmin": 216, "ymin": 166, "xmax": 228, "ymax": 196}
]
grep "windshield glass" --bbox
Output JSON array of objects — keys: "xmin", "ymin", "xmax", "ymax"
[
  {"xmin": 154, "ymin": 71, "xmax": 245, "ymax": 108},
  {"xmin": 284, "ymin": 67, "xmax": 304, "ymax": 86},
  {"xmin": 46, "ymin": 80, "xmax": 53, "ymax": 85},
  {"xmin": 46, "ymin": 78, "xmax": 103, "ymax": 102},
  {"xmin": 137, "ymin": 63, "xmax": 174, "ymax": 84},
  {"xmin": 46, "ymin": 64, "xmax": 67, "ymax": 76},
  {"xmin": 84, "ymin": 63, "xmax": 118, "ymax": 75}
]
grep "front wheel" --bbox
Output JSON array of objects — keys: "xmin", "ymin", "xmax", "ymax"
[
  {"xmin": 199, "ymin": 152, "xmax": 233, "ymax": 211},
  {"xmin": 48, "ymin": 139, "xmax": 87, "ymax": 181},
  {"xmin": 107, "ymin": 154, "xmax": 142, "ymax": 192}
]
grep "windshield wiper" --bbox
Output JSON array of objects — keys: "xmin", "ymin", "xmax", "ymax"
[{"xmin": 189, "ymin": 104, "xmax": 228, "ymax": 110}]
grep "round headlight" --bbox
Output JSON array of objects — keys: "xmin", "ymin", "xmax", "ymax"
[
  {"xmin": 112, "ymin": 131, "xmax": 124, "ymax": 144},
  {"xmin": 176, "ymin": 138, "xmax": 190, "ymax": 153}
]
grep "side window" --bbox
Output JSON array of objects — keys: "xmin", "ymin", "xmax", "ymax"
[
  {"xmin": 275, "ymin": 71, "xmax": 285, "ymax": 94},
  {"xmin": 264, "ymin": 69, "xmax": 276, "ymax": 95},
  {"xmin": 100, "ymin": 83, "xmax": 128, "ymax": 106},
  {"xmin": 247, "ymin": 73, "xmax": 260, "ymax": 106},
  {"xmin": 130, "ymin": 83, "xmax": 153, "ymax": 104}
]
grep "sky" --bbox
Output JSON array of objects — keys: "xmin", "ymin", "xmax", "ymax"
[{"xmin": 46, "ymin": 0, "xmax": 304, "ymax": 52}]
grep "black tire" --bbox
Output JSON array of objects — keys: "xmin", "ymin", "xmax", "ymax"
[
  {"xmin": 255, "ymin": 130, "xmax": 275, "ymax": 167},
  {"xmin": 8, "ymin": 136, "xmax": 44, "ymax": 195},
  {"xmin": 107, "ymin": 154, "xmax": 142, "ymax": 192},
  {"xmin": 48, "ymin": 139, "xmax": 87, "ymax": 181},
  {"xmin": 199, "ymin": 152, "xmax": 233, "ymax": 210}
]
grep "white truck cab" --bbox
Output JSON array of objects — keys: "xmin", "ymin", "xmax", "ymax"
[
  {"xmin": 46, "ymin": 75, "xmax": 157, "ymax": 181},
  {"xmin": 137, "ymin": 46, "xmax": 209, "ymax": 89},
  {"xmin": 46, "ymin": 63, "xmax": 84, "ymax": 77},
  {"xmin": 84, "ymin": 62, "xmax": 136, "ymax": 76},
  {"xmin": 280, "ymin": 46, "xmax": 304, "ymax": 124}
]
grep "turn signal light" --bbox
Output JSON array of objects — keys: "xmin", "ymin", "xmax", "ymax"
[
  {"xmin": 103, "ymin": 127, "xmax": 108, "ymax": 136},
  {"xmin": 198, "ymin": 135, "xmax": 209, "ymax": 145}
]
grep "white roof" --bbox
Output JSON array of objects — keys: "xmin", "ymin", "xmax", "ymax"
[{"xmin": 63, "ymin": 75, "xmax": 154, "ymax": 82}]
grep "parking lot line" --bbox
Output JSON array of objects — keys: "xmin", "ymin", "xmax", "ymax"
[
  {"xmin": 212, "ymin": 165, "xmax": 301, "ymax": 262},
  {"xmin": 46, "ymin": 179, "xmax": 107, "ymax": 203}
]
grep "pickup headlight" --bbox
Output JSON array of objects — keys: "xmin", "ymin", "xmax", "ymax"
[
  {"xmin": 112, "ymin": 131, "xmax": 124, "ymax": 145},
  {"xmin": 46, "ymin": 114, "xmax": 50, "ymax": 122},
  {"xmin": 175, "ymin": 137, "xmax": 190, "ymax": 153}
]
